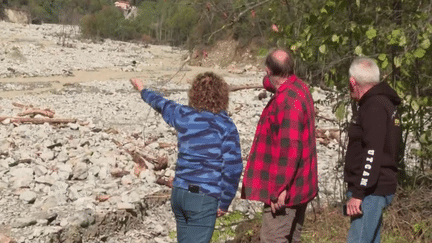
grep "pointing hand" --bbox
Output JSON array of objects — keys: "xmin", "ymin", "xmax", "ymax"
[{"xmin": 130, "ymin": 78, "xmax": 144, "ymax": 91}]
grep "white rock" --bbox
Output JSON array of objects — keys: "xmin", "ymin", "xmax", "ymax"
[
  {"xmin": 11, "ymin": 176, "xmax": 33, "ymax": 188},
  {"xmin": 40, "ymin": 149, "xmax": 55, "ymax": 162},
  {"xmin": 2, "ymin": 118, "xmax": 11, "ymax": 124},
  {"xmin": 72, "ymin": 162, "xmax": 88, "ymax": 180},
  {"xmin": 121, "ymin": 175, "xmax": 133, "ymax": 185},
  {"xmin": 69, "ymin": 123, "xmax": 79, "ymax": 130},
  {"xmin": 57, "ymin": 150, "xmax": 69, "ymax": 163},
  {"xmin": 34, "ymin": 165, "xmax": 48, "ymax": 176},
  {"xmin": 19, "ymin": 190, "xmax": 37, "ymax": 203},
  {"xmin": 9, "ymin": 167, "xmax": 34, "ymax": 177},
  {"xmin": 117, "ymin": 202, "xmax": 134, "ymax": 210}
]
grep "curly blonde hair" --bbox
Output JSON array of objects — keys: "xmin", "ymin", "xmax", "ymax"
[{"xmin": 188, "ymin": 72, "xmax": 229, "ymax": 114}]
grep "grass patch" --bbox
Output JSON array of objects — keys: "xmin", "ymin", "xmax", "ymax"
[{"xmin": 212, "ymin": 211, "xmax": 250, "ymax": 243}]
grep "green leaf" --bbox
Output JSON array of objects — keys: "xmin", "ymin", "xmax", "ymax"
[
  {"xmin": 335, "ymin": 104, "xmax": 345, "ymax": 121},
  {"xmin": 381, "ymin": 59, "xmax": 389, "ymax": 69},
  {"xmin": 412, "ymin": 99, "xmax": 420, "ymax": 111},
  {"xmin": 420, "ymin": 38, "xmax": 431, "ymax": 49},
  {"xmin": 392, "ymin": 29, "xmax": 401, "ymax": 36},
  {"xmin": 413, "ymin": 48, "xmax": 426, "ymax": 58},
  {"xmin": 356, "ymin": 0, "xmax": 360, "ymax": 7},
  {"xmin": 366, "ymin": 28, "xmax": 377, "ymax": 39},
  {"xmin": 332, "ymin": 34, "xmax": 339, "ymax": 42},
  {"xmin": 319, "ymin": 44, "xmax": 327, "ymax": 54},
  {"xmin": 354, "ymin": 46, "xmax": 363, "ymax": 55},
  {"xmin": 378, "ymin": 54, "xmax": 387, "ymax": 61},
  {"xmin": 398, "ymin": 34, "xmax": 407, "ymax": 46},
  {"xmin": 394, "ymin": 56, "xmax": 402, "ymax": 68},
  {"xmin": 403, "ymin": 52, "xmax": 414, "ymax": 65},
  {"xmin": 326, "ymin": 1, "xmax": 336, "ymax": 7}
]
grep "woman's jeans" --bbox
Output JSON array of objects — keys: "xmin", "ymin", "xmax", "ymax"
[
  {"xmin": 171, "ymin": 186, "xmax": 218, "ymax": 243},
  {"xmin": 347, "ymin": 191, "xmax": 394, "ymax": 243}
]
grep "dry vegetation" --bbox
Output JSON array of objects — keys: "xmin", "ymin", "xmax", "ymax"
[{"xmin": 228, "ymin": 178, "xmax": 432, "ymax": 243}]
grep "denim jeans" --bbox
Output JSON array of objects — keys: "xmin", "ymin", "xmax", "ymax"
[
  {"xmin": 171, "ymin": 186, "xmax": 218, "ymax": 243},
  {"xmin": 347, "ymin": 191, "xmax": 394, "ymax": 243}
]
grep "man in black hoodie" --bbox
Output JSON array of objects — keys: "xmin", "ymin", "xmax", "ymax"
[{"xmin": 344, "ymin": 57, "xmax": 402, "ymax": 243}]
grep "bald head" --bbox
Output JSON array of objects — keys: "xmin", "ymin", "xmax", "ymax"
[{"xmin": 265, "ymin": 48, "xmax": 294, "ymax": 77}]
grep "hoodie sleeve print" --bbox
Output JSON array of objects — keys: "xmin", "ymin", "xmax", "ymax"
[
  {"xmin": 352, "ymin": 98, "xmax": 388, "ymax": 199},
  {"xmin": 219, "ymin": 126, "xmax": 243, "ymax": 211},
  {"xmin": 140, "ymin": 89, "xmax": 181, "ymax": 128}
]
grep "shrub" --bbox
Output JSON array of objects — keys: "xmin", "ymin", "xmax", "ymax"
[{"xmin": 80, "ymin": 6, "xmax": 126, "ymax": 40}]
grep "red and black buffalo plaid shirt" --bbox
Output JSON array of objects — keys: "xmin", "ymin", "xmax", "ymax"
[{"xmin": 241, "ymin": 74, "xmax": 318, "ymax": 206}]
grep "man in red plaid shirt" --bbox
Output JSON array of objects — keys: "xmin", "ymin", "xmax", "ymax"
[{"xmin": 241, "ymin": 49, "xmax": 318, "ymax": 243}]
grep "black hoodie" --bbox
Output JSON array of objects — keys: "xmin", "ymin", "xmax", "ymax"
[{"xmin": 344, "ymin": 82, "xmax": 402, "ymax": 200}]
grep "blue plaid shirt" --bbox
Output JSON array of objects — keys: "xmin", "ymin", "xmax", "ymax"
[{"xmin": 141, "ymin": 89, "xmax": 243, "ymax": 211}]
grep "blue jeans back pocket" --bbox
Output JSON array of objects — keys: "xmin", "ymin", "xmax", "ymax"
[{"xmin": 184, "ymin": 192, "xmax": 204, "ymax": 212}]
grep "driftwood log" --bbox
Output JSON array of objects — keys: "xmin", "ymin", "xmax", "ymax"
[
  {"xmin": 229, "ymin": 84, "xmax": 263, "ymax": 92},
  {"xmin": 157, "ymin": 84, "xmax": 265, "ymax": 94},
  {"xmin": 0, "ymin": 117, "xmax": 76, "ymax": 124},
  {"xmin": 17, "ymin": 109, "xmax": 55, "ymax": 118}
]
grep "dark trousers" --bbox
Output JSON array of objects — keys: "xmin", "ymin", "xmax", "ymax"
[{"xmin": 260, "ymin": 203, "xmax": 307, "ymax": 243}]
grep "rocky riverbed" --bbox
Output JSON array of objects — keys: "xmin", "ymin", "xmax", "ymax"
[{"xmin": 0, "ymin": 21, "xmax": 347, "ymax": 243}]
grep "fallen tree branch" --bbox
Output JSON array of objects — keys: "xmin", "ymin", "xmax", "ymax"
[
  {"xmin": 17, "ymin": 109, "xmax": 55, "ymax": 118},
  {"xmin": 0, "ymin": 117, "xmax": 76, "ymax": 124},
  {"xmin": 229, "ymin": 84, "xmax": 263, "ymax": 92},
  {"xmin": 12, "ymin": 102, "xmax": 32, "ymax": 109},
  {"xmin": 157, "ymin": 84, "xmax": 264, "ymax": 94},
  {"xmin": 316, "ymin": 115, "xmax": 338, "ymax": 124}
]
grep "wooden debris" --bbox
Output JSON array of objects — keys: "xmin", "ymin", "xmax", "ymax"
[
  {"xmin": 138, "ymin": 152, "xmax": 168, "ymax": 171},
  {"xmin": 153, "ymin": 157, "xmax": 168, "ymax": 171},
  {"xmin": 17, "ymin": 109, "xmax": 55, "ymax": 118},
  {"xmin": 110, "ymin": 168, "xmax": 130, "ymax": 178},
  {"xmin": 0, "ymin": 117, "xmax": 76, "ymax": 125},
  {"xmin": 158, "ymin": 142, "xmax": 176, "ymax": 149},
  {"xmin": 316, "ymin": 128, "xmax": 341, "ymax": 145},
  {"xmin": 155, "ymin": 84, "xmax": 265, "ymax": 94},
  {"xmin": 229, "ymin": 84, "xmax": 263, "ymax": 92},
  {"xmin": 144, "ymin": 136, "xmax": 158, "ymax": 146},
  {"xmin": 96, "ymin": 194, "xmax": 111, "ymax": 202},
  {"xmin": 125, "ymin": 150, "xmax": 148, "ymax": 177},
  {"xmin": 156, "ymin": 177, "xmax": 174, "ymax": 188},
  {"xmin": 12, "ymin": 102, "xmax": 32, "ymax": 109}
]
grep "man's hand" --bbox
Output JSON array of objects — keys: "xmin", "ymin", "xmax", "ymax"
[
  {"xmin": 347, "ymin": 197, "xmax": 362, "ymax": 216},
  {"xmin": 217, "ymin": 209, "xmax": 227, "ymax": 217},
  {"xmin": 130, "ymin": 78, "xmax": 144, "ymax": 92},
  {"xmin": 270, "ymin": 190, "xmax": 287, "ymax": 214}
]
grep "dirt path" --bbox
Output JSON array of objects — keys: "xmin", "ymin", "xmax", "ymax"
[{"xmin": 0, "ymin": 65, "xmax": 243, "ymax": 98}]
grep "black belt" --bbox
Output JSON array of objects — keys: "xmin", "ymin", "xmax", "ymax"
[{"xmin": 188, "ymin": 185, "xmax": 200, "ymax": 193}]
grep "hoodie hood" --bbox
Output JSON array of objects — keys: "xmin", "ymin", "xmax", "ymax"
[{"xmin": 359, "ymin": 82, "xmax": 401, "ymax": 106}]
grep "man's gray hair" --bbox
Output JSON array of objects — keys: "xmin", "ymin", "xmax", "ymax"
[{"xmin": 349, "ymin": 57, "xmax": 380, "ymax": 85}]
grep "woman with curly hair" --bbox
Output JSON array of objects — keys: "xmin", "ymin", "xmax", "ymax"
[{"xmin": 130, "ymin": 72, "xmax": 243, "ymax": 243}]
